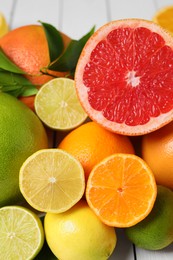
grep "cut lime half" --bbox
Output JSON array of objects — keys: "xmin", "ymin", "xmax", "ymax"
[
  {"xmin": 34, "ymin": 78, "xmax": 88, "ymax": 131},
  {"xmin": 0, "ymin": 205, "xmax": 44, "ymax": 259},
  {"xmin": 19, "ymin": 149, "xmax": 85, "ymax": 213}
]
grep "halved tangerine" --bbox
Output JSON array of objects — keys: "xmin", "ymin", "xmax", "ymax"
[
  {"xmin": 86, "ymin": 153, "xmax": 157, "ymax": 227},
  {"xmin": 75, "ymin": 19, "xmax": 173, "ymax": 135}
]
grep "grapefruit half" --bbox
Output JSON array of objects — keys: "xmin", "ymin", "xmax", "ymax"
[{"xmin": 75, "ymin": 19, "xmax": 173, "ymax": 135}]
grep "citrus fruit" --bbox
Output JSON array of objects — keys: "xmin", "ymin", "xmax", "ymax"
[
  {"xmin": 75, "ymin": 19, "xmax": 173, "ymax": 136},
  {"xmin": 0, "ymin": 12, "xmax": 9, "ymax": 37},
  {"xmin": 0, "ymin": 93, "xmax": 48, "ymax": 206},
  {"xmin": 34, "ymin": 78, "xmax": 88, "ymax": 130},
  {"xmin": 153, "ymin": 5, "xmax": 173, "ymax": 34},
  {"xmin": 0, "ymin": 205, "xmax": 44, "ymax": 259},
  {"xmin": 86, "ymin": 153, "xmax": 157, "ymax": 227},
  {"xmin": 58, "ymin": 121, "xmax": 134, "ymax": 180},
  {"xmin": 19, "ymin": 149, "xmax": 85, "ymax": 213},
  {"xmin": 142, "ymin": 121, "xmax": 173, "ymax": 189},
  {"xmin": 44, "ymin": 200, "xmax": 116, "ymax": 260},
  {"xmin": 125, "ymin": 185, "xmax": 173, "ymax": 250},
  {"xmin": 0, "ymin": 24, "xmax": 71, "ymax": 86}
]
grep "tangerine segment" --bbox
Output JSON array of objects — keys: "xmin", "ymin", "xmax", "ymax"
[
  {"xmin": 86, "ymin": 153, "xmax": 157, "ymax": 227},
  {"xmin": 75, "ymin": 19, "xmax": 173, "ymax": 135},
  {"xmin": 19, "ymin": 149, "xmax": 85, "ymax": 213}
]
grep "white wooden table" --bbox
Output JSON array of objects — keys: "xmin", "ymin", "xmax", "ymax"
[{"xmin": 1, "ymin": 0, "xmax": 173, "ymax": 259}]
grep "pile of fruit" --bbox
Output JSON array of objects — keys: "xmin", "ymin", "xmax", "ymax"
[{"xmin": 0, "ymin": 5, "xmax": 173, "ymax": 260}]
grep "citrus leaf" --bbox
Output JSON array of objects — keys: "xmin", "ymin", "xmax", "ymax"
[
  {"xmin": 40, "ymin": 21, "xmax": 64, "ymax": 62},
  {"xmin": 18, "ymin": 85, "xmax": 38, "ymax": 97},
  {"xmin": 48, "ymin": 26, "xmax": 95, "ymax": 72},
  {"xmin": 0, "ymin": 48, "xmax": 26, "ymax": 74},
  {"xmin": 0, "ymin": 71, "xmax": 38, "ymax": 97}
]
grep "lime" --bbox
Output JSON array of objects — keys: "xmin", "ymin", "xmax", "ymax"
[
  {"xmin": 44, "ymin": 200, "xmax": 116, "ymax": 260},
  {"xmin": 19, "ymin": 149, "xmax": 85, "ymax": 213},
  {"xmin": 34, "ymin": 78, "xmax": 88, "ymax": 130},
  {"xmin": 0, "ymin": 205, "xmax": 44, "ymax": 259},
  {"xmin": 125, "ymin": 185, "xmax": 173, "ymax": 250},
  {"xmin": 0, "ymin": 12, "xmax": 9, "ymax": 37}
]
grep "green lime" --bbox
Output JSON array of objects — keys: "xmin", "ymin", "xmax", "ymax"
[
  {"xmin": 0, "ymin": 206, "xmax": 44, "ymax": 259},
  {"xmin": 34, "ymin": 78, "xmax": 88, "ymax": 131},
  {"xmin": 125, "ymin": 185, "xmax": 173, "ymax": 250}
]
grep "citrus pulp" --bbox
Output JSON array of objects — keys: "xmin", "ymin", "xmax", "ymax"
[
  {"xmin": 19, "ymin": 149, "xmax": 85, "ymax": 213},
  {"xmin": 75, "ymin": 19, "xmax": 173, "ymax": 135},
  {"xmin": 86, "ymin": 153, "xmax": 157, "ymax": 227},
  {"xmin": 0, "ymin": 205, "xmax": 44, "ymax": 259},
  {"xmin": 34, "ymin": 78, "xmax": 88, "ymax": 130}
]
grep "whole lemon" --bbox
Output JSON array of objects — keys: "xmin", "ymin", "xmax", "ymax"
[
  {"xmin": 125, "ymin": 185, "xmax": 173, "ymax": 250},
  {"xmin": 142, "ymin": 121, "xmax": 173, "ymax": 189},
  {"xmin": 44, "ymin": 200, "xmax": 116, "ymax": 260},
  {"xmin": 0, "ymin": 93, "xmax": 48, "ymax": 206}
]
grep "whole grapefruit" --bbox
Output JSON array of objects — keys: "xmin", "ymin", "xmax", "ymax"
[{"xmin": 0, "ymin": 93, "xmax": 48, "ymax": 206}]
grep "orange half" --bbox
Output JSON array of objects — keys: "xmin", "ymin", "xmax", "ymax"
[{"xmin": 86, "ymin": 153, "xmax": 157, "ymax": 227}]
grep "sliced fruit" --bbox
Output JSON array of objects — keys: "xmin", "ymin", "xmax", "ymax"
[
  {"xmin": 153, "ymin": 5, "xmax": 173, "ymax": 34},
  {"xmin": 75, "ymin": 19, "xmax": 173, "ymax": 135},
  {"xmin": 0, "ymin": 205, "xmax": 44, "ymax": 259},
  {"xmin": 19, "ymin": 149, "xmax": 85, "ymax": 213},
  {"xmin": 86, "ymin": 153, "xmax": 157, "ymax": 227},
  {"xmin": 34, "ymin": 78, "xmax": 88, "ymax": 130},
  {"xmin": 0, "ymin": 12, "xmax": 9, "ymax": 37}
]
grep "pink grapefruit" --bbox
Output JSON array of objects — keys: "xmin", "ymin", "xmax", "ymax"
[{"xmin": 75, "ymin": 19, "xmax": 173, "ymax": 136}]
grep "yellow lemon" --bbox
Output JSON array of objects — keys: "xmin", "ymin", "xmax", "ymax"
[{"xmin": 44, "ymin": 200, "xmax": 116, "ymax": 260}]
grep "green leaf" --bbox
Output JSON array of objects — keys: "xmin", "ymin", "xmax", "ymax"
[
  {"xmin": 47, "ymin": 26, "xmax": 95, "ymax": 72},
  {"xmin": 0, "ymin": 48, "xmax": 26, "ymax": 74},
  {"xmin": 0, "ymin": 71, "xmax": 38, "ymax": 97},
  {"xmin": 40, "ymin": 21, "xmax": 64, "ymax": 62}
]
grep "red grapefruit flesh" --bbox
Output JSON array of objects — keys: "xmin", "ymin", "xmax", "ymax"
[{"xmin": 75, "ymin": 19, "xmax": 173, "ymax": 136}]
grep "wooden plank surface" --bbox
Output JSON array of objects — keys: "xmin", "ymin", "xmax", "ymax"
[{"xmin": 0, "ymin": 0, "xmax": 173, "ymax": 259}]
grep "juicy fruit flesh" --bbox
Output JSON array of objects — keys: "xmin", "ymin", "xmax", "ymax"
[
  {"xmin": 19, "ymin": 149, "xmax": 85, "ymax": 213},
  {"xmin": 83, "ymin": 26, "xmax": 173, "ymax": 127},
  {"xmin": 0, "ymin": 206, "xmax": 44, "ymax": 259},
  {"xmin": 86, "ymin": 154, "xmax": 157, "ymax": 227}
]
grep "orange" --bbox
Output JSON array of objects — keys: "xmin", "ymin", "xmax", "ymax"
[
  {"xmin": 75, "ymin": 19, "xmax": 173, "ymax": 136},
  {"xmin": 153, "ymin": 5, "xmax": 173, "ymax": 34},
  {"xmin": 142, "ymin": 121, "xmax": 173, "ymax": 190},
  {"xmin": 0, "ymin": 25, "xmax": 71, "ymax": 108},
  {"xmin": 0, "ymin": 24, "xmax": 71, "ymax": 85},
  {"xmin": 58, "ymin": 121, "xmax": 134, "ymax": 180},
  {"xmin": 86, "ymin": 153, "xmax": 157, "ymax": 227}
]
